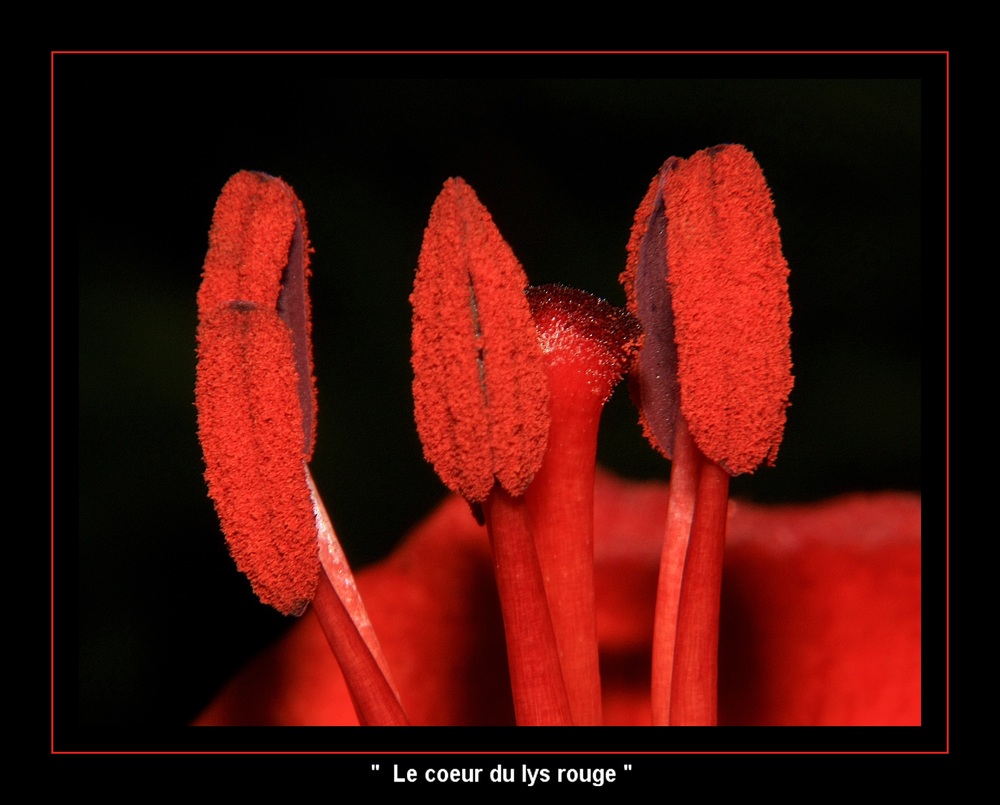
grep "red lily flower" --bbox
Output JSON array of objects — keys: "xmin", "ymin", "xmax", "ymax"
[
  {"xmin": 193, "ymin": 469, "xmax": 920, "ymax": 727},
  {"xmin": 193, "ymin": 162, "xmax": 921, "ymax": 730}
]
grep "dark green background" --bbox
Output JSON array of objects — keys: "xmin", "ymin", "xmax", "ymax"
[{"xmin": 65, "ymin": 55, "xmax": 937, "ymax": 737}]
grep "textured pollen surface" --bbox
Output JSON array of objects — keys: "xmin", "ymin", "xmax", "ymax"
[
  {"xmin": 195, "ymin": 171, "xmax": 319, "ymax": 615},
  {"xmin": 623, "ymin": 146, "xmax": 793, "ymax": 474},
  {"xmin": 199, "ymin": 171, "xmax": 300, "ymax": 313},
  {"xmin": 411, "ymin": 178, "xmax": 550, "ymax": 502},
  {"xmin": 196, "ymin": 309, "xmax": 319, "ymax": 614},
  {"xmin": 198, "ymin": 170, "xmax": 316, "ymax": 456},
  {"xmin": 667, "ymin": 145, "xmax": 792, "ymax": 474}
]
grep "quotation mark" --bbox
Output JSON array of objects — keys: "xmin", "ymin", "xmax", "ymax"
[
  {"xmin": 624, "ymin": 764, "xmax": 632, "ymax": 771},
  {"xmin": 372, "ymin": 764, "xmax": 379, "ymax": 771}
]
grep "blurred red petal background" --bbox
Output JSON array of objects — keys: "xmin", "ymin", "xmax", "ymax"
[{"xmin": 194, "ymin": 470, "xmax": 920, "ymax": 727}]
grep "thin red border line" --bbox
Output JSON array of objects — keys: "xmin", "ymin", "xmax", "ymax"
[
  {"xmin": 50, "ymin": 48, "xmax": 57, "ymax": 756},
  {"xmin": 943, "ymin": 50, "xmax": 951, "ymax": 757},
  {"xmin": 49, "ymin": 49, "xmax": 950, "ymax": 55},
  {"xmin": 51, "ymin": 748, "xmax": 949, "ymax": 754},
  {"xmin": 53, "ymin": 52, "xmax": 947, "ymax": 755}
]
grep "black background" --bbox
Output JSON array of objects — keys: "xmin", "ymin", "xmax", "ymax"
[{"xmin": 62, "ymin": 54, "xmax": 940, "ymax": 739}]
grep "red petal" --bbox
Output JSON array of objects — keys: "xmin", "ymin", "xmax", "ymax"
[{"xmin": 194, "ymin": 472, "xmax": 920, "ymax": 726}]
